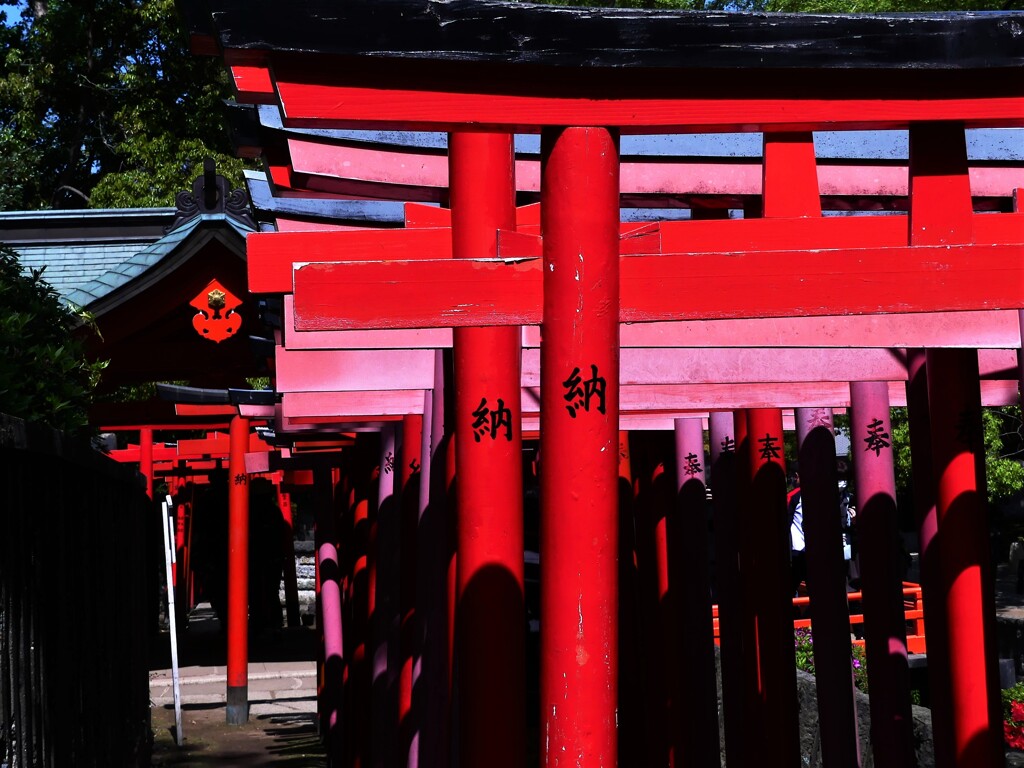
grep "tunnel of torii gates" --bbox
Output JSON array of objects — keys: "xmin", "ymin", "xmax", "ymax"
[{"xmin": 165, "ymin": 2, "xmax": 1024, "ymax": 767}]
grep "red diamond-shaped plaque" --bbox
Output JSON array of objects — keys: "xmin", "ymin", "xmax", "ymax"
[{"xmin": 190, "ymin": 278, "xmax": 243, "ymax": 343}]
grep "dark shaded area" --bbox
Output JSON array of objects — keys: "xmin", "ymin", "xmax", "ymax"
[
  {"xmin": 150, "ymin": 706, "xmax": 326, "ymax": 767},
  {"xmin": 1, "ymin": 415, "xmax": 152, "ymax": 767}
]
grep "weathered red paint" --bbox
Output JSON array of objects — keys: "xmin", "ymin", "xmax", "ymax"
[
  {"xmin": 270, "ymin": 58, "xmax": 1024, "ymax": 131},
  {"xmin": 914, "ymin": 122, "xmax": 1002, "ymax": 768},
  {"xmin": 247, "ymin": 227, "xmax": 454, "ymax": 294},
  {"xmin": 539, "ymin": 126, "xmax": 620, "ymax": 768},
  {"xmin": 226, "ymin": 415, "xmax": 251, "ymax": 725},
  {"xmin": 293, "ymin": 240, "xmax": 1024, "ymax": 330},
  {"xmin": 449, "ymin": 131, "xmax": 526, "ymax": 768},
  {"xmin": 849, "ymin": 382, "xmax": 914, "ymax": 768}
]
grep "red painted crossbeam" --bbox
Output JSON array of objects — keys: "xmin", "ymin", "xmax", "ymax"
[
  {"xmin": 273, "ymin": 347, "xmax": 1018, "ymax": 392},
  {"xmin": 280, "ymin": 295, "xmax": 1020, "ymax": 351},
  {"xmin": 293, "ymin": 242, "xmax": 1024, "ymax": 330},
  {"xmin": 247, "ymin": 227, "xmax": 453, "ymax": 293},
  {"xmin": 249, "ymin": 221, "xmax": 651, "ymax": 293},
  {"xmin": 276, "ymin": 380, "xmax": 1020, "ymax": 426},
  {"xmin": 109, "ymin": 445, "xmax": 179, "ymax": 463},
  {"xmin": 251, "ymin": 210, "xmax": 1024, "ymax": 294},
  {"xmin": 268, "ymin": 60, "xmax": 1024, "ymax": 132},
  {"xmin": 177, "ymin": 432, "xmax": 273, "ymax": 457}
]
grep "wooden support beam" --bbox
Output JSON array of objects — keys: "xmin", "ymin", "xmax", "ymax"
[
  {"xmin": 274, "ymin": 346, "xmax": 1019, "ymax": 393},
  {"xmin": 293, "ymin": 241, "xmax": 1024, "ymax": 330},
  {"xmin": 539, "ymin": 126, "xmax": 621, "ymax": 767},
  {"xmin": 270, "ymin": 59, "xmax": 1024, "ymax": 133}
]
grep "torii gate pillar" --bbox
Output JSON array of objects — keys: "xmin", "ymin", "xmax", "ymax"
[
  {"xmin": 226, "ymin": 414, "xmax": 251, "ymax": 725},
  {"xmin": 849, "ymin": 382, "xmax": 913, "ymax": 767},
  {"xmin": 449, "ymin": 131, "xmax": 526, "ymax": 768},
  {"xmin": 539, "ymin": 126, "xmax": 620, "ymax": 767},
  {"xmin": 140, "ymin": 427, "xmax": 154, "ymax": 500}
]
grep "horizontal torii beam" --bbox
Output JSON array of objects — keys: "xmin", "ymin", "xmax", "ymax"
[
  {"xmin": 248, "ymin": 209, "xmax": 1024, "ymax": 294},
  {"xmin": 293, "ymin": 243, "xmax": 1024, "ymax": 330},
  {"xmin": 280, "ymin": 133, "xmax": 1024, "ymax": 204},
  {"xmin": 277, "ymin": 379, "xmax": 1020, "ymax": 427},
  {"xmin": 280, "ymin": 297, "xmax": 1022, "ymax": 351},
  {"xmin": 274, "ymin": 347, "xmax": 1020, "ymax": 392}
]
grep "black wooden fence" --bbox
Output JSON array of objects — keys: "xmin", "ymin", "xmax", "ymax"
[{"xmin": 0, "ymin": 414, "xmax": 152, "ymax": 767}]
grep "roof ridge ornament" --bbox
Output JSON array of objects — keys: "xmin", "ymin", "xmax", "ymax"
[{"xmin": 166, "ymin": 157, "xmax": 256, "ymax": 232}]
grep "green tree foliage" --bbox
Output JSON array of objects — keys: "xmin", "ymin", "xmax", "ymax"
[
  {"xmin": 888, "ymin": 406, "xmax": 1024, "ymax": 505},
  {"xmin": 0, "ymin": 0, "xmax": 243, "ymax": 210},
  {"xmin": 0, "ymin": 244, "xmax": 105, "ymax": 433}
]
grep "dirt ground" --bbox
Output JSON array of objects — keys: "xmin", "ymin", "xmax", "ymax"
[{"xmin": 150, "ymin": 703, "xmax": 326, "ymax": 767}]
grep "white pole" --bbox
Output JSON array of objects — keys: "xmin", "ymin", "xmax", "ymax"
[{"xmin": 161, "ymin": 500, "xmax": 184, "ymax": 745}]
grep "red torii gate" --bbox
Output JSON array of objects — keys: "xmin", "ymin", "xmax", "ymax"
[{"xmin": 185, "ymin": 3, "xmax": 1024, "ymax": 768}]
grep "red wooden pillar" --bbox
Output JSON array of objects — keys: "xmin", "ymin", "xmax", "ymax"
[
  {"xmin": 449, "ymin": 131, "xmax": 525, "ymax": 768},
  {"xmin": 905, "ymin": 350, "xmax": 954, "ymax": 768},
  {"xmin": 278, "ymin": 485, "xmax": 302, "ymax": 628},
  {"xmin": 926, "ymin": 349, "xmax": 1002, "ymax": 768},
  {"xmin": 793, "ymin": 407, "xmax": 860, "ymax": 768},
  {"xmin": 912, "ymin": 122, "xmax": 1002, "ymax": 768},
  {"xmin": 398, "ymin": 413, "xmax": 422, "ymax": 768},
  {"xmin": 372, "ymin": 424, "xmax": 398, "ymax": 768},
  {"xmin": 539, "ymin": 126, "xmax": 620, "ymax": 767},
  {"xmin": 849, "ymin": 383, "xmax": 914, "ymax": 768},
  {"xmin": 709, "ymin": 410, "xmax": 743, "ymax": 768},
  {"xmin": 416, "ymin": 353, "xmax": 451, "ymax": 768},
  {"xmin": 348, "ymin": 433, "xmax": 377, "ymax": 768},
  {"xmin": 742, "ymin": 408, "xmax": 798, "ymax": 767},
  {"xmin": 315, "ymin": 464, "xmax": 345, "ymax": 765},
  {"xmin": 672, "ymin": 417, "xmax": 719, "ymax": 768},
  {"xmin": 140, "ymin": 427, "xmax": 154, "ymax": 500},
  {"xmin": 226, "ymin": 415, "xmax": 250, "ymax": 725}
]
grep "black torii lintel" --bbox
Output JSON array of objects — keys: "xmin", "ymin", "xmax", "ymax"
[{"xmin": 180, "ymin": 0, "xmax": 1024, "ymax": 71}]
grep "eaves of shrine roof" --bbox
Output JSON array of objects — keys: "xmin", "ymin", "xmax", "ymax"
[
  {"xmin": 62, "ymin": 213, "xmax": 253, "ymax": 313},
  {"xmin": 0, "ymin": 207, "xmax": 176, "ymax": 305},
  {"xmin": 2, "ymin": 163, "xmax": 257, "ymax": 312},
  {"xmin": 1, "ymin": 209, "xmax": 252, "ymax": 311},
  {"xmin": 183, "ymin": 0, "xmax": 1024, "ymax": 71}
]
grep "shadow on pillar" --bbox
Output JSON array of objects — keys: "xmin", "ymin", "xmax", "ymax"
[
  {"xmin": 618, "ymin": 471, "xmax": 645, "ymax": 768},
  {"xmin": 670, "ymin": 475, "xmax": 720, "ymax": 768},
  {"xmin": 454, "ymin": 562, "xmax": 526, "ymax": 766},
  {"xmin": 933, "ymin": 489, "xmax": 1003, "ymax": 766},
  {"xmin": 743, "ymin": 456, "xmax": 800, "ymax": 766}
]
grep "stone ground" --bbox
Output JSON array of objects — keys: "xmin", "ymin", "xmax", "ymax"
[
  {"xmin": 149, "ymin": 561, "xmax": 1024, "ymax": 767},
  {"xmin": 149, "ymin": 605, "xmax": 326, "ymax": 766}
]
